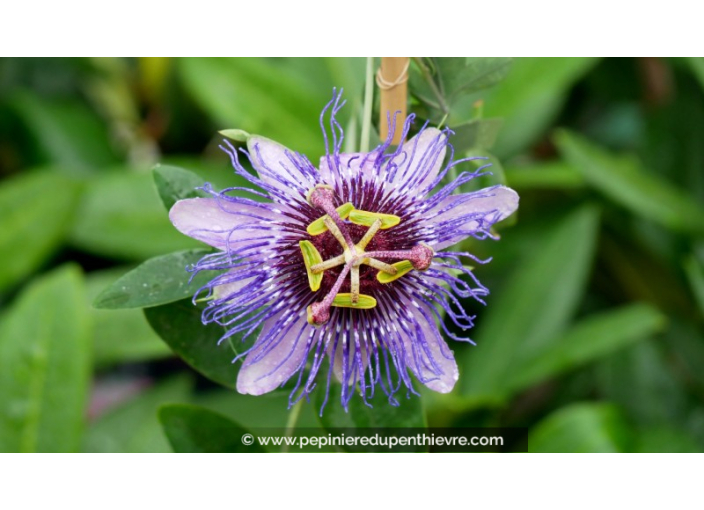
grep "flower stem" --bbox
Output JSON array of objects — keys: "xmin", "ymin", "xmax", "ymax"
[
  {"xmin": 360, "ymin": 57, "xmax": 374, "ymax": 153},
  {"xmin": 343, "ymin": 111, "xmax": 357, "ymax": 153},
  {"xmin": 282, "ymin": 399, "xmax": 303, "ymax": 453}
]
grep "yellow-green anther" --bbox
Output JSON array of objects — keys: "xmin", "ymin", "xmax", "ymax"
[
  {"xmin": 348, "ymin": 209, "xmax": 401, "ymax": 230},
  {"xmin": 377, "ymin": 260, "xmax": 414, "ymax": 284},
  {"xmin": 299, "ymin": 240, "xmax": 324, "ymax": 292},
  {"xmin": 331, "ymin": 293, "xmax": 377, "ymax": 309},
  {"xmin": 306, "ymin": 202, "xmax": 355, "ymax": 236}
]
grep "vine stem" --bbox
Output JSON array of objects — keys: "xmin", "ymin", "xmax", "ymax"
[
  {"xmin": 281, "ymin": 399, "xmax": 303, "ymax": 453},
  {"xmin": 360, "ymin": 56, "xmax": 374, "ymax": 153}
]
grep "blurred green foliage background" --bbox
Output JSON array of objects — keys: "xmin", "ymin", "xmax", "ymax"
[{"xmin": 1, "ymin": 57, "xmax": 703, "ymax": 453}]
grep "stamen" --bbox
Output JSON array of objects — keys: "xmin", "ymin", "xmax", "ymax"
[
  {"xmin": 377, "ymin": 260, "xmax": 414, "ymax": 283},
  {"xmin": 307, "ymin": 202, "xmax": 354, "ymax": 236},
  {"xmin": 303, "ymin": 185, "xmax": 434, "ymax": 324},
  {"xmin": 332, "ymin": 293, "xmax": 377, "ymax": 309},
  {"xmin": 348, "ymin": 209, "xmax": 401, "ymax": 230},
  {"xmin": 299, "ymin": 240, "xmax": 324, "ymax": 291}
]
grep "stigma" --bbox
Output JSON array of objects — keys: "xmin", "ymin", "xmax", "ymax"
[{"xmin": 302, "ymin": 185, "xmax": 434, "ymax": 326}]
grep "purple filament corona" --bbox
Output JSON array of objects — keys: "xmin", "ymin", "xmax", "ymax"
[{"xmin": 168, "ymin": 89, "xmax": 519, "ymax": 414}]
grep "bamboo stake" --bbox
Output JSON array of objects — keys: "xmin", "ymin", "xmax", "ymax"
[{"xmin": 378, "ymin": 57, "xmax": 410, "ymax": 145}]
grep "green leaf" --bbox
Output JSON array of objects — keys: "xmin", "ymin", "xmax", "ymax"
[
  {"xmin": 635, "ymin": 426, "xmax": 702, "ymax": 453},
  {"xmin": 159, "ymin": 155, "xmax": 252, "ymax": 194},
  {"xmin": 485, "ymin": 57, "xmax": 599, "ymax": 157},
  {"xmin": 439, "ymin": 57, "xmax": 513, "ymax": 101},
  {"xmin": 459, "ymin": 149, "xmax": 508, "ymax": 194},
  {"xmin": 450, "ymin": 118, "xmax": 503, "ymax": 152},
  {"xmin": 83, "ymin": 376, "xmax": 192, "ymax": 453},
  {"xmin": 152, "ymin": 164, "xmax": 208, "ymax": 211},
  {"xmin": 685, "ymin": 57, "xmax": 704, "ymax": 92},
  {"xmin": 196, "ymin": 390, "xmax": 322, "ymax": 430},
  {"xmin": 505, "ymin": 160, "xmax": 585, "ymax": 190},
  {"xmin": 86, "ymin": 268, "xmax": 171, "ymax": 366},
  {"xmin": 317, "ymin": 384, "xmax": 427, "ymax": 429},
  {"xmin": 69, "ymin": 170, "xmax": 201, "ymax": 260},
  {"xmin": 410, "ymin": 58, "xmax": 512, "ymax": 118},
  {"xmin": 315, "ymin": 387, "xmax": 427, "ymax": 452},
  {"xmin": 666, "ymin": 320, "xmax": 704, "ymax": 390},
  {"xmin": 137, "ymin": 57, "xmax": 172, "ymax": 104},
  {"xmin": 506, "ymin": 303, "xmax": 666, "ymax": 394},
  {"xmin": 10, "ymin": 91, "xmax": 117, "ymax": 175},
  {"xmin": 0, "ymin": 170, "xmax": 80, "ymax": 292},
  {"xmin": 530, "ymin": 403, "xmax": 633, "ymax": 453},
  {"xmin": 179, "ymin": 58, "xmax": 358, "ymax": 158},
  {"xmin": 322, "ymin": 57, "xmax": 366, "ymax": 109},
  {"xmin": 93, "ymin": 249, "xmax": 214, "ymax": 309},
  {"xmin": 595, "ymin": 340, "xmax": 687, "ymax": 426},
  {"xmin": 555, "ymin": 129, "xmax": 704, "ymax": 235},
  {"xmin": 158, "ymin": 404, "xmax": 265, "ymax": 453},
  {"xmin": 144, "ymin": 299, "xmax": 244, "ymax": 389},
  {"xmin": 461, "ymin": 205, "xmax": 600, "ymax": 402},
  {"xmin": 0, "ymin": 265, "xmax": 90, "ymax": 452},
  {"xmin": 684, "ymin": 254, "xmax": 704, "ymax": 317}
]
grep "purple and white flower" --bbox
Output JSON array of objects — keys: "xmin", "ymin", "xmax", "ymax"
[{"xmin": 169, "ymin": 91, "xmax": 518, "ymax": 412}]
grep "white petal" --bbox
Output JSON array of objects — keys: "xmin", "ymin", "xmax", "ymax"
[
  {"xmin": 329, "ymin": 330, "xmax": 370, "ymax": 385},
  {"xmin": 386, "ymin": 128, "xmax": 447, "ymax": 195},
  {"xmin": 247, "ymin": 136, "xmax": 314, "ymax": 196},
  {"xmin": 169, "ymin": 197, "xmax": 285, "ymax": 250},
  {"xmin": 318, "ymin": 153, "xmax": 377, "ymax": 187},
  {"xmin": 429, "ymin": 185, "xmax": 519, "ymax": 250},
  {"xmin": 400, "ymin": 297, "xmax": 458, "ymax": 393},
  {"xmin": 236, "ymin": 310, "xmax": 311, "ymax": 396}
]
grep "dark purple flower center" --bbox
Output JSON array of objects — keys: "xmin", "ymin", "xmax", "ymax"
[{"xmin": 301, "ymin": 185, "xmax": 434, "ymax": 326}]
